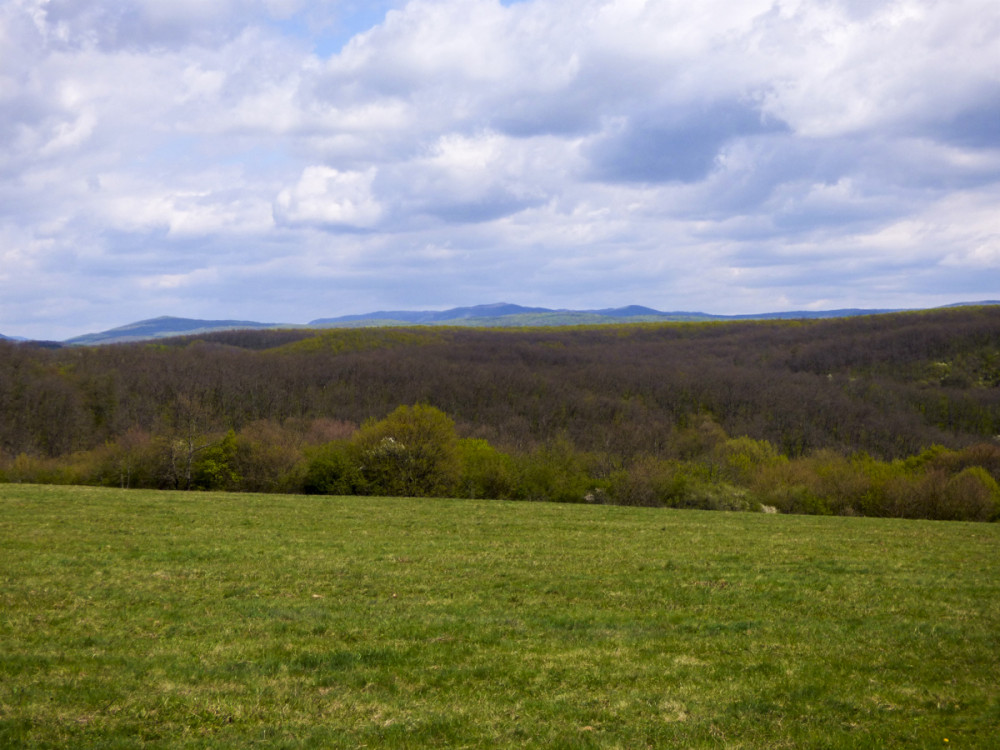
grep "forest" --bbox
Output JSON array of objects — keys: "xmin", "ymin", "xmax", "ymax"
[{"xmin": 1, "ymin": 305, "xmax": 999, "ymax": 521}]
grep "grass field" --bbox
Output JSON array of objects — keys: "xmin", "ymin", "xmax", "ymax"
[{"xmin": 1, "ymin": 485, "xmax": 998, "ymax": 748}]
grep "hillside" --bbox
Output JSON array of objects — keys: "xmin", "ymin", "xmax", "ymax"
[
  {"xmin": 3, "ymin": 305, "xmax": 999, "ymax": 460},
  {"xmin": 64, "ymin": 316, "xmax": 288, "ymax": 346},
  {"xmin": 40, "ymin": 302, "xmax": 953, "ymax": 345},
  {"xmin": 3, "ymin": 306, "xmax": 1000, "ymax": 519}
]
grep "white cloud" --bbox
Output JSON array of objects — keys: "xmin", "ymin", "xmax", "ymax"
[
  {"xmin": 752, "ymin": 0, "xmax": 1000, "ymax": 139},
  {"xmin": 1, "ymin": 0, "xmax": 999, "ymax": 338},
  {"xmin": 379, "ymin": 130, "xmax": 568, "ymax": 223},
  {"xmin": 274, "ymin": 166, "xmax": 383, "ymax": 228},
  {"xmin": 138, "ymin": 267, "xmax": 221, "ymax": 290}
]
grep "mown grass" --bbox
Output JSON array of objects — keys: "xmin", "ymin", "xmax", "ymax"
[{"xmin": 1, "ymin": 484, "xmax": 998, "ymax": 748}]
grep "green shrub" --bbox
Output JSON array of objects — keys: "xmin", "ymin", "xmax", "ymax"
[
  {"xmin": 456, "ymin": 438, "xmax": 518, "ymax": 500},
  {"xmin": 877, "ymin": 463, "xmax": 1000, "ymax": 521},
  {"xmin": 928, "ymin": 443, "xmax": 1000, "ymax": 484},
  {"xmin": 752, "ymin": 457, "xmax": 832, "ymax": 515},
  {"xmin": 302, "ymin": 441, "xmax": 365, "ymax": 495},
  {"xmin": 351, "ymin": 404, "xmax": 461, "ymax": 497},
  {"xmin": 943, "ymin": 466, "xmax": 1000, "ymax": 522},
  {"xmin": 512, "ymin": 437, "xmax": 595, "ymax": 503},
  {"xmin": 901, "ymin": 444, "xmax": 953, "ymax": 473},
  {"xmin": 757, "ymin": 483, "xmax": 830, "ymax": 516},
  {"xmin": 662, "ymin": 475, "xmax": 757, "ymax": 512},
  {"xmin": 192, "ymin": 430, "xmax": 240, "ymax": 491},
  {"xmin": 1, "ymin": 452, "xmax": 78, "ymax": 486},
  {"xmin": 608, "ymin": 456, "xmax": 758, "ymax": 511},
  {"xmin": 712, "ymin": 436, "xmax": 786, "ymax": 485},
  {"xmin": 606, "ymin": 454, "xmax": 671, "ymax": 507},
  {"xmin": 231, "ymin": 421, "xmax": 306, "ymax": 494},
  {"xmin": 69, "ymin": 429, "xmax": 160, "ymax": 489}
]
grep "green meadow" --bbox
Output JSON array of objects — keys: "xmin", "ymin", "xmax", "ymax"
[{"xmin": 1, "ymin": 485, "xmax": 998, "ymax": 748}]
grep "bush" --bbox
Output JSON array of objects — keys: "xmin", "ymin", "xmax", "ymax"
[
  {"xmin": 351, "ymin": 405, "xmax": 462, "ymax": 497},
  {"xmin": 752, "ymin": 458, "xmax": 832, "ymax": 515},
  {"xmin": 605, "ymin": 455, "xmax": 758, "ymax": 511},
  {"xmin": 512, "ymin": 437, "xmax": 596, "ymax": 503},
  {"xmin": 302, "ymin": 441, "xmax": 365, "ymax": 495},
  {"xmin": 456, "ymin": 439, "xmax": 518, "ymax": 499},
  {"xmin": 231, "ymin": 421, "xmax": 306, "ymax": 493},
  {"xmin": 943, "ymin": 466, "xmax": 1000, "ymax": 521},
  {"xmin": 666, "ymin": 478, "xmax": 757, "ymax": 512},
  {"xmin": 929, "ymin": 443, "xmax": 1000, "ymax": 485},
  {"xmin": 192, "ymin": 430, "xmax": 240, "ymax": 491},
  {"xmin": 83, "ymin": 429, "xmax": 159, "ymax": 489},
  {"xmin": 1, "ymin": 452, "xmax": 77, "ymax": 486},
  {"xmin": 712, "ymin": 436, "xmax": 786, "ymax": 485},
  {"xmin": 606, "ymin": 455, "xmax": 672, "ymax": 507}
]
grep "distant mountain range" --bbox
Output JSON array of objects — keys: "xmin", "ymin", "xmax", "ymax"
[{"xmin": 3, "ymin": 301, "xmax": 998, "ymax": 346}]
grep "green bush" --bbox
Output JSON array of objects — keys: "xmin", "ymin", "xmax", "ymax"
[
  {"xmin": 302, "ymin": 441, "xmax": 365, "ymax": 496},
  {"xmin": 874, "ymin": 462, "xmax": 1000, "ymax": 521},
  {"xmin": 757, "ymin": 482, "xmax": 831, "ymax": 516},
  {"xmin": 901, "ymin": 444, "xmax": 953, "ymax": 473},
  {"xmin": 1, "ymin": 452, "xmax": 78, "ymax": 486},
  {"xmin": 712, "ymin": 436, "xmax": 786, "ymax": 484},
  {"xmin": 606, "ymin": 455, "xmax": 758, "ymax": 511},
  {"xmin": 658, "ymin": 461, "xmax": 757, "ymax": 511},
  {"xmin": 456, "ymin": 438, "xmax": 518, "ymax": 499},
  {"xmin": 66, "ymin": 429, "xmax": 160, "ymax": 489},
  {"xmin": 351, "ymin": 404, "xmax": 462, "ymax": 497},
  {"xmin": 192, "ymin": 430, "xmax": 240, "ymax": 491},
  {"xmin": 928, "ymin": 443, "xmax": 1000, "ymax": 484},
  {"xmin": 231, "ymin": 421, "xmax": 306, "ymax": 494},
  {"xmin": 752, "ymin": 457, "xmax": 832, "ymax": 515},
  {"xmin": 606, "ymin": 455, "xmax": 672, "ymax": 507},
  {"xmin": 512, "ymin": 437, "xmax": 595, "ymax": 503},
  {"xmin": 943, "ymin": 466, "xmax": 1000, "ymax": 521}
]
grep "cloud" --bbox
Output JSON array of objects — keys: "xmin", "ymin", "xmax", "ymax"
[
  {"xmin": 274, "ymin": 166, "xmax": 382, "ymax": 229},
  {"xmin": 20, "ymin": 0, "xmax": 343, "ymax": 51},
  {"xmin": 929, "ymin": 94, "xmax": 1000, "ymax": 150},
  {"xmin": 0, "ymin": 0, "xmax": 999, "ymax": 339},
  {"xmin": 587, "ymin": 101, "xmax": 788, "ymax": 184},
  {"xmin": 382, "ymin": 131, "xmax": 560, "ymax": 223}
]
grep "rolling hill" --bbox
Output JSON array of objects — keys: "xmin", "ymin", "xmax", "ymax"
[
  {"xmin": 64, "ymin": 316, "xmax": 288, "ymax": 346},
  {"xmin": 17, "ymin": 300, "xmax": 1000, "ymax": 346}
]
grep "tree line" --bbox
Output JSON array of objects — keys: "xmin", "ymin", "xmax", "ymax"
[{"xmin": 1, "ymin": 306, "xmax": 999, "ymax": 520}]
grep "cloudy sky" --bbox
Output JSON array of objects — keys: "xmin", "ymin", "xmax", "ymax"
[{"xmin": 2, "ymin": 0, "xmax": 998, "ymax": 339}]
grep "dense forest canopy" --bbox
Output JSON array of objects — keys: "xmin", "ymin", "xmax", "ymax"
[
  {"xmin": 2, "ymin": 306, "xmax": 998, "ymax": 460},
  {"xmin": 2, "ymin": 307, "xmax": 999, "ymax": 521}
]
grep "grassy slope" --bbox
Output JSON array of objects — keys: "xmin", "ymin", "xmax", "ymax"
[{"xmin": 1, "ymin": 485, "xmax": 998, "ymax": 748}]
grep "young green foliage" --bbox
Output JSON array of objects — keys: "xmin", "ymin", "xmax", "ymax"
[{"xmin": 351, "ymin": 404, "xmax": 462, "ymax": 497}]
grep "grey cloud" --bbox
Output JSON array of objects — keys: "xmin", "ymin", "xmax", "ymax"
[
  {"xmin": 679, "ymin": 129, "xmax": 999, "ymax": 239},
  {"xmin": 490, "ymin": 90, "xmax": 602, "ymax": 138},
  {"xmin": 33, "ymin": 1, "xmax": 232, "ymax": 50},
  {"xmin": 735, "ymin": 258, "xmax": 1000, "ymax": 309},
  {"xmin": 676, "ymin": 135, "xmax": 857, "ymax": 220},
  {"xmin": 420, "ymin": 194, "xmax": 544, "ymax": 224},
  {"xmin": 930, "ymin": 96, "xmax": 1000, "ymax": 150},
  {"xmin": 587, "ymin": 101, "xmax": 788, "ymax": 184},
  {"xmin": 485, "ymin": 53, "xmax": 652, "ymax": 138},
  {"xmin": 30, "ymin": 0, "xmax": 319, "ymax": 51},
  {"xmin": 379, "ymin": 166, "xmax": 550, "ymax": 227}
]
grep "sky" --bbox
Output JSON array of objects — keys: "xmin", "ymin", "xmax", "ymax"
[{"xmin": 1, "ymin": 0, "xmax": 999, "ymax": 340}]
